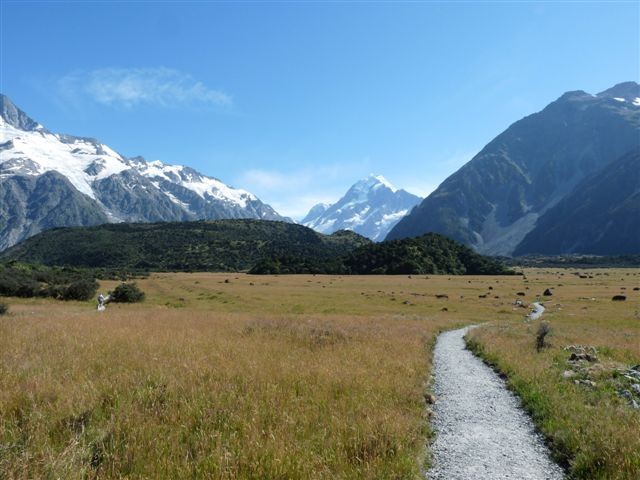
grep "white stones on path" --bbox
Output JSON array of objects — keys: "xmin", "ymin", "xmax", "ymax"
[{"xmin": 427, "ymin": 327, "xmax": 564, "ymax": 480}]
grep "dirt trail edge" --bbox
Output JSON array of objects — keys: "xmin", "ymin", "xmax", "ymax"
[{"xmin": 427, "ymin": 327, "xmax": 564, "ymax": 480}]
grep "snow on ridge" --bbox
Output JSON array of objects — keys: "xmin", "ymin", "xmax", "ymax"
[
  {"xmin": 354, "ymin": 173, "xmax": 398, "ymax": 193},
  {"xmin": 1, "ymin": 120, "xmax": 259, "ymax": 210},
  {"xmin": 633, "ymin": 97, "xmax": 640, "ymax": 106},
  {"xmin": 371, "ymin": 174, "xmax": 398, "ymax": 192},
  {"xmin": 378, "ymin": 209, "xmax": 408, "ymax": 225},
  {"xmin": 139, "ymin": 158, "xmax": 256, "ymax": 207},
  {"xmin": 613, "ymin": 97, "xmax": 625, "ymax": 102},
  {"xmin": 302, "ymin": 174, "xmax": 420, "ymax": 241},
  {"xmin": 0, "ymin": 122, "xmax": 129, "ymax": 198}
]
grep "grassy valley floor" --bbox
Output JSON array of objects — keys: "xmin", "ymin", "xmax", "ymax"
[{"xmin": 1, "ymin": 270, "xmax": 638, "ymax": 478}]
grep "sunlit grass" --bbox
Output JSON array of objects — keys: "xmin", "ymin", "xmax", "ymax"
[
  {"xmin": 468, "ymin": 268, "xmax": 640, "ymax": 479},
  {"xmin": 1, "ymin": 270, "xmax": 638, "ymax": 478}
]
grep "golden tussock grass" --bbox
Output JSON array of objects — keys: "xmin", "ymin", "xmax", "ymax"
[
  {"xmin": 468, "ymin": 268, "xmax": 640, "ymax": 479},
  {"xmin": 1, "ymin": 270, "xmax": 638, "ymax": 478}
]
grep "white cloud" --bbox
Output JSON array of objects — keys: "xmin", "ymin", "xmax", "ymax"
[{"xmin": 57, "ymin": 67, "xmax": 231, "ymax": 108}]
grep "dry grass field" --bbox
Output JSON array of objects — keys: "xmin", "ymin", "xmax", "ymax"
[
  {"xmin": 1, "ymin": 269, "xmax": 638, "ymax": 479},
  {"xmin": 467, "ymin": 268, "xmax": 640, "ymax": 479}
]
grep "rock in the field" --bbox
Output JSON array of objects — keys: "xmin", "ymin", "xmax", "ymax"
[
  {"xmin": 620, "ymin": 390, "xmax": 639, "ymax": 408},
  {"xmin": 631, "ymin": 384, "xmax": 640, "ymax": 395},
  {"xmin": 566, "ymin": 345, "xmax": 599, "ymax": 363},
  {"xmin": 424, "ymin": 393, "xmax": 436, "ymax": 404},
  {"xmin": 543, "ymin": 288, "xmax": 553, "ymax": 296},
  {"xmin": 562, "ymin": 370, "xmax": 575, "ymax": 379},
  {"xmin": 612, "ymin": 295, "xmax": 626, "ymax": 301},
  {"xmin": 573, "ymin": 379, "xmax": 596, "ymax": 388},
  {"xmin": 569, "ymin": 352, "xmax": 598, "ymax": 362},
  {"xmin": 517, "ymin": 292, "xmax": 526, "ymax": 296}
]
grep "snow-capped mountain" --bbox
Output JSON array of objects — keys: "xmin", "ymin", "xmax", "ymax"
[
  {"xmin": 302, "ymin": 175, "xmax": 421, "ymax": 241},
  {"xmin": 0, "ymin": 94, "xmax": 289, "ymax": 250}
]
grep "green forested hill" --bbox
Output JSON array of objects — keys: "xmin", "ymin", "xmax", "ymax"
[
  {"xmin": 250, "ymin": 233, "xmax": 514, "ymax": 275},
  {"xmin": 0, "ymin": 220, "xmax": 371, "ymax": 272}
]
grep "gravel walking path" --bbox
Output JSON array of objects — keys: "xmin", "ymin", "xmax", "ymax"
[
  {"xmin": 527, "ymin": 302, "xmax": 546, "ymax": 321},
  {"xmin": 427, "ymin": 327, "xmax": 564, "ymax": 480}
]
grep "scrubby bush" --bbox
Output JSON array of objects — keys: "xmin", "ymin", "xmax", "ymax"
[
  {"xmin": 0, "ymin": 262, "xmax": 100, "ymax": 301},
  {"xmin": 0, "ymin": 302, "xmax": 8, "ymax": 315},
  {"xmin": 536, "ymin": 321, "xmax": 551, "ymax": 352},
  {"xmin": 60, "ymin": 279, "xmax": 99, "ymax": 301},
  {"xmin": 110, "ymin": 282, "xmax": 145, "ymax": 303}
]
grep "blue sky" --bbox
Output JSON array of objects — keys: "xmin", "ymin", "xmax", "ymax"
[{"xmin": 1, "ymin": 1, "xmax": 638, "ymax": 218}]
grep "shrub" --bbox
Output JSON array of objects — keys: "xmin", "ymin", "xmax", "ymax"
[
  {"xmin": 0, "ymin": 302, "xmax": 8, "ymax": 315},
  {"xmin": 60, "ymin": 279, "xmax": 99, "ymax": 301},
  {"xmin": 536, "ymin": 321, "xmax": 551, "ymax": 352},
  {"xmin": 110, "ymin": 282, "xmax": 145, "ymax": 303}
]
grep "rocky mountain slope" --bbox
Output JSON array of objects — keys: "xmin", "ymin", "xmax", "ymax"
[
  {"xmin": 0, "ymin": 94, "xmax": 289, "ymax": 250},
  {"xmin": 302, "ymin": 174, "xmax": 421, "ymax": 241},
  {"xmin": 386, "ymin": 81, "xmax": 640, "ymax": 256},
  {"xmin": 514, "ymin": 149, "xmax": 640, "ymax": 255}
]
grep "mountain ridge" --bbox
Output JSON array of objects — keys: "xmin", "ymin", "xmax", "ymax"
[
  {"xmin": 0, "ymin": 94, "xmax": 290, "ymax": 250},
  {"xmin": 386, "ymin": 81, "xmax": 640, "ymax": 256}
]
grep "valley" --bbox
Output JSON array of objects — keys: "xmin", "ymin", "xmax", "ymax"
[{"xmin": 1, "ymin": 269, "xmax": 638, "ymax": 478}]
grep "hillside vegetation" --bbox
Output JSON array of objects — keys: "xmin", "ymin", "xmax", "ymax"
[
  {"xmin": 251, "ymin": 233, "xmax": 514, "ymax": 275},
  {"xmin": 0, "ymin": 262, "xmax": 98, "ymax": 300},
  {"xmin": 1, "ymin": 221, "xmax": 513, "ymax": 276},
  {"xmin": 0, "ymin": 220, "xmax": 371, "ymax": 272}
]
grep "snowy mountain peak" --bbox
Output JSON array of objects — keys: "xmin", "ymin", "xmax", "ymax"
[
  {"xmin": 0, "ymin": 95, "xmax": 289, "ymax": 249},
  {"xmin": 300, "ymin": 203, "xmax": 331, "ymax": 224},
  {"xmin": 302, "ymin": 175, "xmax": 421, "ymax": 241},
  {"xmin": 355, "ymin": 174, "xmax": 398, "ymax": 193},
  {"xmin": 0, "ymin": 94, "xmax": 41, "ymax": 132}
]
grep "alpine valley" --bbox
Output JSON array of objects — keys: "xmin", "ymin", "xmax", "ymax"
[
  {"xmin": 0, "ymin": 94, "xmax": 289, "ymax": 250},
  {"xmin": 387, "ymin": 81, "xmax": 640, "ymax": 256}
]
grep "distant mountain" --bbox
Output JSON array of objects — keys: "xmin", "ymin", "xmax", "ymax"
[
  {"xmin": 514, "ymin": 149, "xmax": 640, "ymax": 255},
  {"xmin": 0, "ymin": 94, "xmax": 290, "ymax": 251},
  {"xmin": 302, "ymin": 174, "xmax": 422, "ymax": 241},
  {"xmin": 387, "ymin": 81, "xmax": 640, "ymax": 256},
  {"xmin": 0, "ymin": 219, "xmax": 371, "ymax": 272}
]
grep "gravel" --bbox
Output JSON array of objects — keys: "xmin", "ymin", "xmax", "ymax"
[
  {"xmin": 527, "ymin": 302, "xmax": 546, "ymax": 321},
  {"xmin": 427, "ymin": 327, "xmax": 564, "ymax": 480}
]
